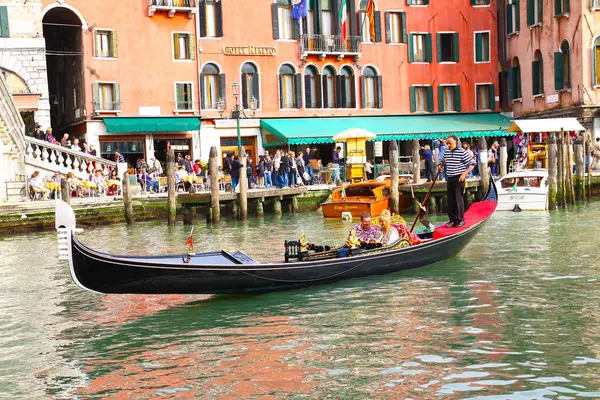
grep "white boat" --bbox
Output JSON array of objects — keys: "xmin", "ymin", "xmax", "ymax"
[{"xmin": 496, "ymin": 169, "xmax": 548, "ymax": 211}]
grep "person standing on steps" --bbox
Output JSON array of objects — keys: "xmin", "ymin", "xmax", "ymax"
[{"xmin": 439, "ymin": 135, "xmax": 476, "ymax": 228}]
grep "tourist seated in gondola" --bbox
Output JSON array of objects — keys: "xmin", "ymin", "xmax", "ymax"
[
  {"xmin": 375, "ymin": 210, "xmax": 400, "ymax": 245},
  {"xmin": 348, "ymin": 212, "xmax": 380, "ymax": 242}
]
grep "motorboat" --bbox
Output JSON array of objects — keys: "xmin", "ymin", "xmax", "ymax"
[
  {"xmin": 496, "ymin": 169, "xmax": 548, "ymax": 211},
  {"xmin": 55, "ymin": 177, "xmax": 497, "ymax": 295}
]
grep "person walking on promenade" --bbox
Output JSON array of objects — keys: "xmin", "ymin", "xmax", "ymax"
[
  {"xmin": 289, "ymin": 151, "xmax": 298, "ymax": 187},
  {"xmin": 257, "ymin": 155, "xmax": 266, "ymax": 188},
  {"xmin": 280, "ymin": 151, "xmax": 291, "ymax": 188},
  {"xmin": 439, "ymin": 135, "xmax": 476, "ymax": 228},
  {"xmin": 303, "ymin": 147, "xmax": 313, "ymax": 184},
  {"xmin": 420, "ymin": 144, "xmax": 435, "ymax": 182},
  {"xmin": 230, "ymin": 156, "xmax": 242, "ymax": 190},
  {"xmin": 264, "ymin": 152, "xmax": 273, "ymax": 188},
  {"xmin": 333, "ymin": 146, "xmax": 342, "ymax": 184},
  {"xmin": 592, "ymin": 138, "xmax": 600, "ymax": 170}
]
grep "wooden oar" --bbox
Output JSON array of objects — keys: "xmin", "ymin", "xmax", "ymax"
[{"xmin": 409, "ymin": 162, "xmax": 444, "ymax": 233}]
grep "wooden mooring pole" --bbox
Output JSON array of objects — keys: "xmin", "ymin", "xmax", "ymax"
[
  {"xmin": 167, "ymin": 148, "xmax": 176, "ymax": 225},
  {"xmin": 567, "ymin": 133, "xmax": 576, "ymax": 205},
  {"xmin": 60, "ymin": 178, "xmax": 70, "ymax": 205},
  {"xmin": 574, "ymin": 135, "xmax": 585, "ymax": 201},
  {"xmin": 585, "ymin": 131, "xmax": 593, "ymax": 200},
  {"xmin": 238, "ymin": 148, "xmax": 248, "ymax": 220},
  {"xmin": 209, "ymin": 146, "xmax": 220, "ymax": 224},
  {"xmin": 557, "ymin": 130, "xmax": 565, "ymax": 208},
  {"xmin": 478, "ymin": 137, "xmax": 489, "ymax": 195},
  {"xmin": 390, "ymin": 140, "xmax": 400, "ymax": 214},
  {"xmin": 411, "ymin": 139, "xmax": 421, "ymax": 183},
  {"xmin": 122, "ymin": 172, "xmax": 134, "ymax": 225},
  {"xmin": 547, "ymin": 133, "xmax": 558, "ymax": 210},
  {"xmin": 499, "ymin": 138, "xmax": 508, "ymax": 177}
]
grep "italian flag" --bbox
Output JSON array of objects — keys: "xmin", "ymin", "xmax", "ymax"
[{"xmin": 340, "ymin": 0, "xmax": 348, "ymax": 43}]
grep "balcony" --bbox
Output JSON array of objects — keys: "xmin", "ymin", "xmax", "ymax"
[
  {"xmin": 300, "ymin": 34, "xmax": 362, "ymax": 61},
  {"xmin": 172, "ymin": 101, "xmax": 199, "ymax": 115},
  {"xmin": 92, "ymin": 101, "xmax": 122, "ymax": 114},
  {"xmin": 148, "ymin": 0, "xmax": 197, "ymax": 18}
]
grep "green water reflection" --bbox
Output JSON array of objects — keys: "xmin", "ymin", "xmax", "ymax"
[{"xmin": 0, "ymin": 205, "xmax": 599, "ymax": 398}]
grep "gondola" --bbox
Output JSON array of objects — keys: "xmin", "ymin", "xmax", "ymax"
[{"xmin": 55, "ymin": 177, "xmax": 497, "ymax": 295}]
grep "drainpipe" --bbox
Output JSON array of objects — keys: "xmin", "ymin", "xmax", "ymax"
[{"xmin": 194, "ymin": 3, "xmax": 202, "ymax": 160}]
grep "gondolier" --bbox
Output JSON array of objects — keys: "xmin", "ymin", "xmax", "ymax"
[{"xmin": 439, "ymin": 135, "xmax": 476, "ymax": 228}]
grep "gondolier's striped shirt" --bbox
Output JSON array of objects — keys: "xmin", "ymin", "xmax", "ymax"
[{"xmin": 439, "ymin": 147, "xmax": 475, "ymax": 178}]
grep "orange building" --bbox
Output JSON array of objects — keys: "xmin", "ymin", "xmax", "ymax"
[{"xmin": 40, "ymin": 0, "xmax": 505, "ymax": 165}]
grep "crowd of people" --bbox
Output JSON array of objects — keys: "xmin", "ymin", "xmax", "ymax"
[
  {"xmin": 28, "ymin": 168, "xmax": 122, "ymax": 200},
  {"xmin": 30, "ymin": 125, "xmax": 98, "ymax": 155}
]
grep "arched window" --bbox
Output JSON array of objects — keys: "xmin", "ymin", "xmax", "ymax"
[
  {"xmin": 594, "ymin": 37, "xmax": 600, "ymax": 86},
  {"xmin": 201, "ymin": 63, "xmax": 222, "ymax": 110},
  {"xmin": 241, "ymin": 62, "xmax": 260, "ymax": 109},
  {"xmin": 304, "ymin": 65, "xmax": 321, "ymax": 109},
  {"xmin": 278, "ymin": 64, "xmax": 299, "ymax": 109},
  {"xmin": 361, "ymin": 66, "xmax": 382, "ymax": 109},
  {"xmin": 555, "ymin": 40, "xmax": 571, "ymax": 90},
  {"xmin": 340, "ymin": 66, "xmax": 356, "ymax": 108},
  {"xmin": 532, "ymin": 50, "xmax": 544, "ymax": 96},
  {"xmin": 322, "ymin": 66, "xmax": 336, "ymax": 108},
  {"xmin": 359, "ymin": 0, "xmax": 381, "ymax": 43},
  {"xmin": 509, "ymin": 57, "xmax": 522, "ymax": 100}
]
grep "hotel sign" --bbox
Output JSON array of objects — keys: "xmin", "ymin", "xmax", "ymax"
[
  {"xmin": 215, "ymin": 119, "xmax": 261, "ymax": 129},
  {"xmin": 222, "ymin": 45, "xmax": 277, "ymax": 56}
]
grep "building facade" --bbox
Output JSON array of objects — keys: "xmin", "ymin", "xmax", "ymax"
[
  {"xmin": 500, "ymin": 0, "xmax": 600, "ymax": 137},
  {"xmin": 0, "ymin": 0, "xmax": 50, "ymax": 133},
  {"xmin": 40, "ymin": 0, "xmax": 501, "ymax": 165}
]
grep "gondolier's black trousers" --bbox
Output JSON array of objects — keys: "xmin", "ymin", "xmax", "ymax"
[{"xmin": 447, "ymin": 176, "xmax": 465, "ymax": 224}]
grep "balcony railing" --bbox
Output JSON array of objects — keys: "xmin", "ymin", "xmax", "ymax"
[
  {"xmin": 172, "ymin": 101, "xmax": 199, "ymax": 115},
  {"xmin": 300, "ymin": 34, "xmax": 362, "ymax": 61},
  {"xmin": 92, "ymin": 102, "xmax": 122, "ymax": 113},
  {"xmin": 148, "ymin": 0, "xmax": 197, "ymax": 18}
]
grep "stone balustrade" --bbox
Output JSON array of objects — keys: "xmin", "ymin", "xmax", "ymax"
[{"xmin": 24, "ymin": 137, "xmax": 116, "ymax": 178}]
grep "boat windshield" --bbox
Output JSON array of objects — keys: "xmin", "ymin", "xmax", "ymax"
[
  {"xmin": 501, "ymin": 177, "xmax": 542, "ymax": 188},
  {"xmin": 346, "ymin": 186, "xmax": 375, "ymax": 197}
]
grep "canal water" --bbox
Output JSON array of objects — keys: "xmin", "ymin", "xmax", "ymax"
[{"xmin": 0, "ymin": 204, "xmax": 599, "ymax": 399}]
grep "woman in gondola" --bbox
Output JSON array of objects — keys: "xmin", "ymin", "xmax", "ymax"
[{"xmin": 375, "ymin": 210, "xmax": 400, "ymax": 245}]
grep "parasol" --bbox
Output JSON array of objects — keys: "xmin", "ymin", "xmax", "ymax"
[{"xmin": 333, "ymin": 128, "xmax": 376, "ymax": 142}]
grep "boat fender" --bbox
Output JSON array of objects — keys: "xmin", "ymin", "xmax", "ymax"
[{"xmin": 512, "ymin": 204, "xmax": 522, "ymax": 213}]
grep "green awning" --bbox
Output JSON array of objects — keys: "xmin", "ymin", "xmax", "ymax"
[
  {"xmin": 261, "ymin": 113, "xmax": 512, "ymax": 146},
  {"xmin": 103, "ymin": 117, "xmax": 201, "ymax": 133}
]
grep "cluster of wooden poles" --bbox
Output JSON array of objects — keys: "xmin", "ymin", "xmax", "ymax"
[{"xmin": 547, "ymin": 129, "xmax": 592, "ymax": 209}]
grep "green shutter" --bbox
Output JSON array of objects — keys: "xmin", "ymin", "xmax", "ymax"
[
  {"xmin": 475, "ymin": 33, "xmax": 483, "ymax": 61},
  {"xmin": 594, "ymin": 46, "xmax": 598, "ymax": 86},
  {"xmin": 200, "ymin": 74, "xmax": 206, "ymax": 109},
  {"xmin": 554, "ymin": 0, "xmax": 561, "ymax": 15},
  {"xmin": 188, "ymin": 34, "xmax": 196, "ymax": 60},
  {"xmin": 436, "ymin": 33, "xmax": 442, "ymax": 62},
  {"xmin": 0, "ymin": 6, "xmax": 8, "ymax": 38},
  {"xmin": 271, "ymin": 3, "xmax": 280, "ymax": 40},
  {"xmin": 507, "ymin": 4, "xmax": 514, "ymax": 33},
  {"xmin": 515, "ymin": 0, "xmax": 521, "ymax": 31},
  {"xmin": 92, "ymin": 83, "xmax": 100, "ymax": 110},
  {"xmin": 554, "ymin": 51, "xmax": 565, "ymax": 90},
  {"xmin": 489, "ymin": 84, "xmax": 495, "ymax": 110},
  {"xmin": 400, "ymin": 12, "xmax": 407, "ymax": 43},
  {"xmin": 438, "ymin": 86, "xmax": 445, "ymax": 112},
  {"xmin": 176, "ymin": 84, "xmax": 185, "ymax": 109},
  {"xmin": 408, "ymin": 34, "xmax": 415, "ymax": 62},
  {"xmin": 527, "ymin": 0, "xmax": 534, "ymax": 25},
  {"xmin": 426, "ymin": 86, "xmax": 434, "ymax": 112},
  {"xmin": 385, "ymin": 12, "xmax": 391, "ymax": 43},
  {"xmin": 94, "ymin": 31, "xmax": 100, "ymax": 57},
  {"xmin": 539, "ymin": 0, "xmax": 543, "ymax": 22},
  {"xmin": 374, "ymin": 11, "xmax": 382, "ymax": 43},
  {"xmin": 565, "ymin": 0, "xmax": 569, "ymax": 13},
  {"xmin": 114, "ymin": 83, "xmax": 120, "ymax": 110},
  {"xmin": 409, "ymin": 86, "xmax": 417, "ymax": 112},
  {"xmin": 425, "ymin": 33, "xmax": 432, "ymax": 62},
  {"xmin": 532, "ymin": 60, "xmax": 540, "ymax": 95},
  {"xmin": 218, "ymin": 73, "xmax": 226, "ymax": 107},
  {"xmin": 452, "ymin": 33, "xmax": 459, "ymax": 62},
  {"xmin": 454, "ymin": 85, "xmax": 461, "ymax": 111},
  {"xmin": 508, "ymin": 66, "xmax": 516, "ymax": 100},
  {"xmin": 376, "ymin": 75, "xmax": 383, "ymax": 108},
  {"xmin": 111, "ymin": 31, "xmax": 118, "ymax": 58}
]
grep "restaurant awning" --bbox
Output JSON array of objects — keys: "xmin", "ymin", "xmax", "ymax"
[
  {"xmin": 103, "ymin": 117, "xmax": 201, "ymax": 133},
  {"xmin": 507, "ymin": 118, "xmax": 585, "ymax": 133},
  {"xmin": 260, "ymin": 113, "xmax": 512, "ymax": 146}
]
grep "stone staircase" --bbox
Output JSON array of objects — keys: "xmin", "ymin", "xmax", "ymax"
[{"xmin": 0, "ymin": 74, "xmax": 116, "ymax": 201}]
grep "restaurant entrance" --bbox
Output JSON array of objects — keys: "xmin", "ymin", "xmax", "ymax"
[{"xmin": 220, "ymin": 137, "xmax": 257, "ymax": 162}]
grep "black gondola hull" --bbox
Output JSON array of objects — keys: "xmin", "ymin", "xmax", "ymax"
[{"xmin": 64, "ymin": 177, "xmax": 498, "ymax": 295}]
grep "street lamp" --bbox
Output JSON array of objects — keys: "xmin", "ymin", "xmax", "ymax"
[{"xmin": 229, "ymin": 82, "xmax": 257, "ymax": 156}]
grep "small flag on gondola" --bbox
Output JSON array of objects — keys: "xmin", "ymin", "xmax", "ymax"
[
  {"xmin": 185, "ymin": 227, "xmax": 195, "ymax": 254},
  {"xmin": 512, "ymin": 183, "xmax": 517, "ymax": 192}
]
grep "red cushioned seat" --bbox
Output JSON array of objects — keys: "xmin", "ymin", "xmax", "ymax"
[{"xmin": 433, "ymin": 200, "xmax": 496, "ymax": 240}]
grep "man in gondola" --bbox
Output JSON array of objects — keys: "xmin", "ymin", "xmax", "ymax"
[
  {"xmin": 349, "ymin": 212, "xmax": 380, "ymax": 242},
  {"xmin": 439, "ymin": 135, "xmax": 476, "ymax": 228}
]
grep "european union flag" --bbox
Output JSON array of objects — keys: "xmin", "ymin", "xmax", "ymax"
[{"xmin": 292, "ymin": 0, "xmax": 308, "ymax": 20}]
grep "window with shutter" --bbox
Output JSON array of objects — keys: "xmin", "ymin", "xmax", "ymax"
[
  {"xmin": 201, "ymin": 63, "xmax": 220, "ymax": 109},
  {"xmin": 362, "ymin": 67, "xmax": 377, "ymax": 109},
  {"xmin": 94, "ymin": 30, "xmax": 117, "ymax": 58},
  {"xmin": 0, "ymin": 6, "xmax": 9, "ymax": 38},
  {"xmin": 173, "ymin": 33, "xmax": 193, "ymax": 60},
  {"xmin": 279, "ymin": 64, "xmax": 296, "ymax": 109},
  {"xmin": 437, "ymin": 33, "xmax": 458, "ymax": 63},
  {"xmin": 532, "ymin": 50, "xmax": 544, "ymax": 96},
  {"xmin": 475, "ymin": 84, "xmax": 492, "ymax": 110},
  {"xmin": 407, "ymin": 0, "xmax": 429, "ymax": 5},
  {"xmin": 175, "ymin": 82, "xmax": 194, "ymax": 111},
  {"xmin": 95, "ymin": 83, "xmax": 119, "ymax": 111},
  {"xmin": 304, "ymin": 65, "xmax": 319, "ymax": 109},
  {"xmin": 340, "ymin": 66, "xmax": 354, "ymax": 108},
  {"xmin": 475, "ymin": 32, "xmax": 490, "ymax": 62},
  {"xmin": 559, "ymin": 40, "xmax": 570, "ymax": 89},
  {"xmin": 471, "ymin": 0, "xmax": 490, "ymax": 5},
  {"xmin": 594, "ymin": 37, "xmax": 600, "ymax": 86},
  {"xmin": 438, "ymin": 86, "xmax": 457, "ymax": 112},
  {"xmin": 410, "ymin": 34, "xmax": 427, "ymax": 62},
  {"xmin": 555, "ymin": 0, "xmax": 569, "ymax": 16},
  {"xmin": 410, "ymin": 86, "xmax": 429, "ymax": 112},
  {"xmin": 507, "ymin": 1, "xmax": 519, "ymax": 34},
  {"xmin": 322, "ymin": 66, "xmax": 336, "ymax": 108},
  {"xmin": 527, "ymin": 0, "xmax": 542, "ymax": 25}
]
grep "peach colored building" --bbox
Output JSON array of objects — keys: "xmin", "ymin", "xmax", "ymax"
[
  {"xmin": 500, "ymin": 0, "xmax": 600, "ymax": 139},
  {"xmin": 40, "ymin": 0, "xmax": 505, "ymax": 165}
]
